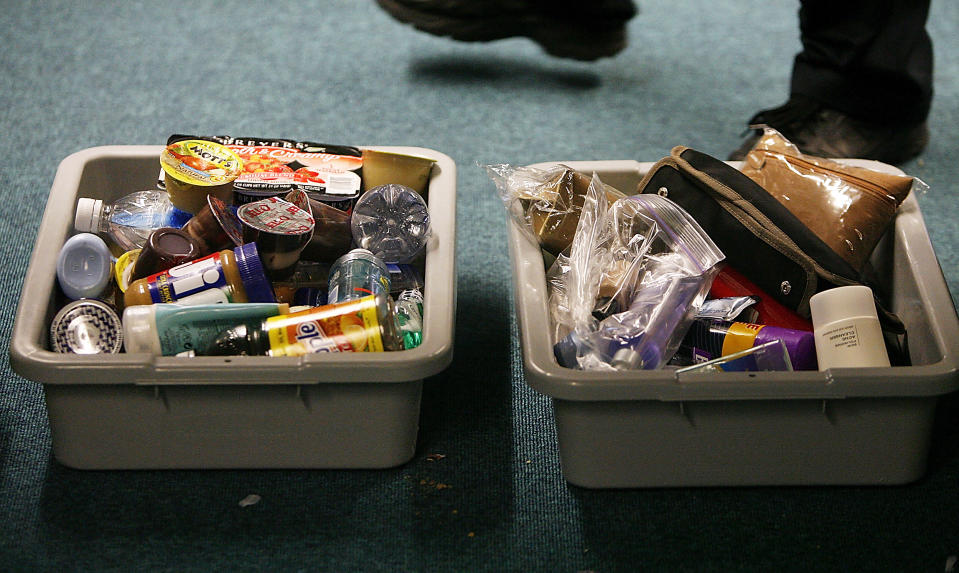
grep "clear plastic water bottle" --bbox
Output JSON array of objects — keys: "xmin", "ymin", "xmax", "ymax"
[
  {"xmin": 74, "ymin": 189, "xmax": 189, "ymax": 252},
  {"xmin": 350, "ymin": 183, "xmax": 431, "ymax": 263}
]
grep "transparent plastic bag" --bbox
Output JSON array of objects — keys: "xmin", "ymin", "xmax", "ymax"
[
  {"xmin": 553, "ymin": 184, "xmax": 725, "ymax": 371},
  {"xmin": 486, "ymin": 163, "xmax": 625, "ymax": 256},
  {"xmin": 545, "ymin": 252, "xmax": 574, "ymax": 345},
  {"xmin": 739, "ymin": 126, "xmax": 928, "ymax": 272}
]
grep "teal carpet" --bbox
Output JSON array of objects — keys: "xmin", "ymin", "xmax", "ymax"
[{"xmin": 2, "ymin": 1, "xmax": 958, "ymax": 571}]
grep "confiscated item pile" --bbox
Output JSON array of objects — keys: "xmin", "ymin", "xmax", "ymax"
[
  {"xmin": 490, "ymin": 128, "xmax": 926, "ymax": 373},
  {"xmin": 51, "ymin": 135, "xmax": 437, "ymax": 358}
]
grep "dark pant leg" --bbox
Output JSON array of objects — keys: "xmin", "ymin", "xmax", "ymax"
[{"xmin": 790, "ymin": 0, "xmax": 933, "ymax": 124}]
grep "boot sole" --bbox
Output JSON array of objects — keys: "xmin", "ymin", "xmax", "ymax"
[
  {"xmin": 730, "ymin": 123, "xmax": 930, "ymax": 165},
  {"xmin": 375, "ymin": 0, "xmax": 628, "ymax": 61}
]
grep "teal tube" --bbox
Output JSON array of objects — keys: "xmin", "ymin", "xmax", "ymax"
[{"xmin": 122, "ymin": 303, "xmax": 288, "ymax": 356}]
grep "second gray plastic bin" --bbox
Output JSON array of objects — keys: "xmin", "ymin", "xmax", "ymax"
[{"xmin": 508, "ymin": 159, "xmax": 959, "ymax": 488}]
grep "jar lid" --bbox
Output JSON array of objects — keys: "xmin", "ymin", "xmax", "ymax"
[
  {"xmin": 56, "ymin": 233, "xmax": 113, "ymax": 300},
  {"xmin": 50, "ymin": 299, "xmax": 123, "ymax": 354},
  {"xmin": 160, "ymin": 139, "xmax": 243, "ymax": 187},
  {"xmin": 233, "ymin": 243, "xmax": 276, "ymax": 303},
  {"xmin": 237, "ymin": 196, "xmax": 315, "ymax": 236},
  {"xmin": 810, "ymin": 285, "xmax": 878, "ymax": 324}
]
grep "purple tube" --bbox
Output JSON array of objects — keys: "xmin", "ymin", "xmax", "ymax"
[
  {"xmin": 679, "ymin": 319, "xmax": 817, "ymax": 371},
  {"xmin": 754, "ymin": 325, "xmax": 817, "ymax": 370}
]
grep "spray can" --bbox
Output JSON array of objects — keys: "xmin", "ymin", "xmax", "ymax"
[{"xmin": 678, "ymin": 318, "xmax": 817, "ymax": 371}]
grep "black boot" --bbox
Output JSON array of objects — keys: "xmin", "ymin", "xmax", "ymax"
[
  {"xmin": 729, "ymin": 95, "xmax": 929, "ymax": 164},
  {"xmin": 374, "ymin": 0, "xmax": 638, "ymax": 61}
]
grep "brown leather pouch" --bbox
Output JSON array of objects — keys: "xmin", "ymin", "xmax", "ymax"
[{"xmin": 739, "ymin": 127, "xmax": 915, "ymax": 273}]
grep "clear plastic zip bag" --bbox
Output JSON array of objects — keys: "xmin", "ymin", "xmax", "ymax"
[
  {"xmin": 488, "ymin": 163, "xmax": 724, "ymax": 371},
  {"xmin": 552, "ymin": 178, "xmax": 726, "ymax": 371}
]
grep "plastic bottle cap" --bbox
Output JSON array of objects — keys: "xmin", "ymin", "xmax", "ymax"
[
  {"xmin": 233, "ymin": 243, "xmax": 276, "ymax": 303},
  {"xmin": 50, "ymin": 299, "xmax": 123, "ymax": 354},
  {"xmin": 553, "ymin": 332, "xmax": 582, "ymax": 369},
  {"xmin": 74, "ymin": 198, "xmax": 104, "ymax": 234},
  {"xmin": 56, "ymin": 233, "xmax": 114, "ymax": 300},
  {"xmin": 610, "ymin": 341, "xmax": 662, "ymax": 370},
  {"xmin": 809, "ymin": 285, "xmax": 878, "ymax": 324},
  {"xmin": 121, "ymin": 305, "xmax": 162, "ymax": 355}
]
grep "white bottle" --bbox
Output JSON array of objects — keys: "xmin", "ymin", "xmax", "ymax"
[{"xmin": 809, "ymin": 285, "xmax": 890, "ymax": 369}]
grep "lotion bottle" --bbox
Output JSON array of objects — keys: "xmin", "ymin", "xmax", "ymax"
[{"xmin": 809, "ymin": 285, "xmax": 890, "ymax": 369}]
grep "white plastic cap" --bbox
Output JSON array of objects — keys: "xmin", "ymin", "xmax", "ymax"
[
  {"xmin": 121, "ymin": 305, "xmax": 162, "ymax": 355},
  {"xmin": 809, "ymin": 285, "xmax": 879, "ymax": 325},
  {"xmin": 74, "ymin": 197, "xmax": 104, "ymax": 233}
]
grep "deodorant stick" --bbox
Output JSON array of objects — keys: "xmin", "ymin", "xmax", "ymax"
[{"xmin": 809, "ymin": 285, "xmax": 890, "ymax": 369}]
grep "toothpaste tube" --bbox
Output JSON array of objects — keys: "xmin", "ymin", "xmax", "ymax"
[{"xmin": 122, "ymin": 302, "xmax": 289, "ymax": 356}]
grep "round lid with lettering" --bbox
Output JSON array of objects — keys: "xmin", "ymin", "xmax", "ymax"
[
  {"xmin": 237, "ymin": 196, "xmax": 315, "ymax": 236},
  {"xmin": 50, "ymin": 299, "xmax": 123, "ymax": 354},
  {"xmin": 161, "ymin": 139, "xmax": 243, "ymax": 187}
]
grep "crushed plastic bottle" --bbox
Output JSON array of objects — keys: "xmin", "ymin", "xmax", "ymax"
[
  {"xmin": 394, "ymin": 288, "xmax": 424, "ymax": 349},
  {"xmin": 350, "ymin": 183, "xmax": 431, "ymax": 263},
  {"xmin": 74, "ymin": 189, "xmax": 189, "ymax": 252}
]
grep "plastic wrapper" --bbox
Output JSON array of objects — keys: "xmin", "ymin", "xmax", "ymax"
[
  {"xmin": 675, "ymin": 340, "xmax": 793, "ymax": 374},
  {"xmin": 489, "ymin": 163, "xmax": 724, "ymax": 370},
  {"xmin": 545, "ymin": 252, "xmax": 574, "ymax": 344},
  {"xmin": 548, "ymin": 175, "xmax": 724, "ymax": 371},
  {"xmin": 486, "ymin": 163, "xmax": 625, "ymax": 256},
  {"xmin": 739, "ymin": 126, "xmax": 928, "ymax": 273},
  {"xmin": 696, "ymin": 295, "xmax": 760, "ymax": 323}
]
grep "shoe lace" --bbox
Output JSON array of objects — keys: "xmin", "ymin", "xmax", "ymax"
[{"xmin": 744, "ymin": 96, "xmax": 823, "ymax": 137}]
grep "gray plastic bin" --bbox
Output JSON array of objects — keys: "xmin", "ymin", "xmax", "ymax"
[
  {"xmin": 10, "ymin": 145, "xmax": 456, "ymax": 470},
  {"xmin": 508, "ymin": 159, "xmax": 959, "ymax": 488}
]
